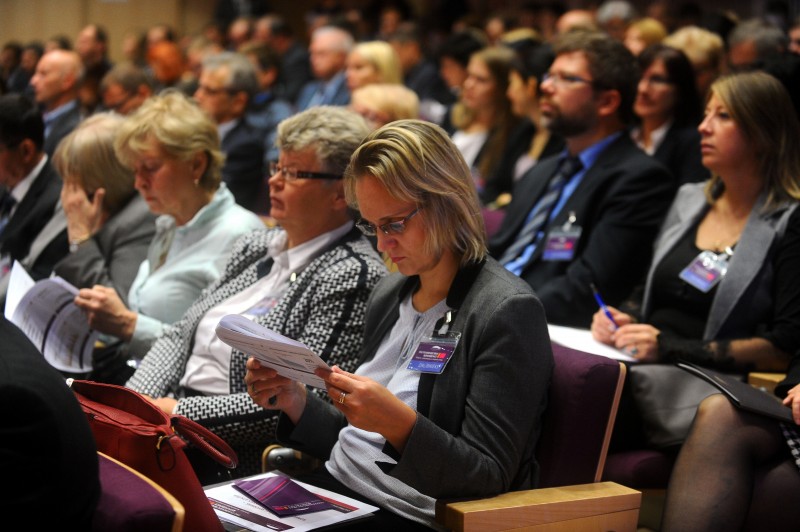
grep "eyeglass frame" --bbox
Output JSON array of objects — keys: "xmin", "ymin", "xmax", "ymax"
[
  {"xmin": 269, "ymin": 162, "xmax": 343, "ymax": 181},
  {"xmin": 355, "ymin": 208, "xmax": 420, "ymax": 236},
  {"xmin": 541, "ymin": 71, "xmax": 597, "ymax": 88}
]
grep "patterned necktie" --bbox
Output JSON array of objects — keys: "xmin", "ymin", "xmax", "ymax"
[{"xmin": 500, "ymin": 156, "xmax": 583, "ymax": 265}]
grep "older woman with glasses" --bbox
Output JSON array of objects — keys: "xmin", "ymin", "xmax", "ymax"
[
  {"xmin": 125, "ymin": 106, "xmax": 387, "ymax": 481},
  {"xmin": 245, "ymin": 119, "xmax": 552, "ymax": 530}
]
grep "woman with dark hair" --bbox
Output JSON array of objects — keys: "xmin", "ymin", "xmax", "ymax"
[
  {"xmin": 449, "ymin": 46, "xmax": 520, "ymax": 205},
  {"xmin": 487, "ymin": 36, "xmax": 565, "ymax": 209},
  {"xmin": 631, "ymin": 43, "xmax": 709, "ymax": 185}
]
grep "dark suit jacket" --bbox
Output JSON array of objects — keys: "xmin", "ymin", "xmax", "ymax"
[
  {"xmin": 53, "ymin": 194, "xmax": 156, "ymax": 304},
  {"xmin": 0, "ymin": 157, "xmax": 62, "ymax": 263},
  {"xmin": 295, "ymin": 73, "xmax": 351, "ymax": 111},
  {"xmin": 0, "ymin": 317, "xmax": 100, "ymax": 526},
  {"xmin": 43, "ymin": 101, "xmax": 82, "ymax": 157},
  {"xmin": 276, "ymin": 41, "xmax": 312, "ymax": 105},
  {"xmin": 490, "ymin": 134, "xmax": 676, "ymax": 327},
  {"xmin": 653, "ymin": 124, "xmax": 709, "ymax": 186},
  {"xmin": 486, "ymin": 119, "xmax": 565, "ymax": 204},
  {"xmin": 221, "ymin": 119, "xmax": 266, "ymax": 212},
  {"xmin": 405, "ymin": 59, "xmax": 454, "ymax": 105},
  {"xmin": 278, "ymin": 258, "xmax": 553, "ymax": 501}
]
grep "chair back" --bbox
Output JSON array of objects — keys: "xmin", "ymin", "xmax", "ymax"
[
  {"xmin": 535, "ymin": 343, "xmax": 626, "ymax": 488},
  {"xmin": 93, "ymin": 452, "xmax": 185, "ymax": 532}
]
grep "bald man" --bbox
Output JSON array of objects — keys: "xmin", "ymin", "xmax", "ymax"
[{"xmin": 30, "ymin": 49, "xmax": 84, "ymax": 156}]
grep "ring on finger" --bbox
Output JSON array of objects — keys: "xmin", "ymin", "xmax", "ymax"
[{"xmin": 338, "ymin": 391, "xmax": 347, "ymax": 405}]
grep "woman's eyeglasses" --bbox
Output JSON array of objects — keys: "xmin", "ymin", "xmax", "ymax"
[
  {"xmin": 269, "ymin": 162, "xmax": 342, "ymax": 182},
  {"xmin": 355, "ymin": 208, "xmax": 420, "ymax": 236}
]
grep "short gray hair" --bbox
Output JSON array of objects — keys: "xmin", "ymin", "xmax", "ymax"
[
  {"xmin": 276, "ymin": 106, "xmax": 369, "ymax": 175},
  {"xmin": 202, "ymin": 51, "xmax": 259, "ymax": 99}
]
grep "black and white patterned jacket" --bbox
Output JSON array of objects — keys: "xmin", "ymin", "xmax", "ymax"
[{"xmin": 126, "ymin": 226, "xmax": 386, "ymax": 474}]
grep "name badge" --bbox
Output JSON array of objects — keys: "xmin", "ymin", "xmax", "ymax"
[
  {"xmin": 543, "ymin": 226, "xmax": 582, "ymax": 261},
  {"xmin": 407, "ymin": 332, "xmax": 460, "ymax": 374},
  {"xmin": 679, "ymin": 249, "xmax": 731, "ymax": 293}
]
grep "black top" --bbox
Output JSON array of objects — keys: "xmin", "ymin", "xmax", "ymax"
[{"xmin": 651, "ymin": 206, "xmax": 800, "ymax": 356}]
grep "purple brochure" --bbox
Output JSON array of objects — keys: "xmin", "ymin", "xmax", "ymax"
[{"xmin": 233, "ymin": 476, "xmax": 336, "ymax": 517}]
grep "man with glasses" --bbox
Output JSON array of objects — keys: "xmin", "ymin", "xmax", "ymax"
[
  {"xmin": 99, "ymin": 63, "xmax": 152, "ymax": 116},
  {"xmin": 489, "ymin": 31, "xmax": 674, "ymax": 327},
  {"xmin": 195, "ymin": 51, "xmax": 265, "ymax": 213},
  {"xmin": 126, "ymin": 106, "xmax": 386, "ymax": 481}
]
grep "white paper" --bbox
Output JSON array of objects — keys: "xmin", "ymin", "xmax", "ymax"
[
  {"xmin": 5, "ymin": 262, "xmax": 97, "ymax": 372},
  {"xmin": 206, "ymin": 472, "xmax": 378, "ymax": 531},
  {"xmin": 547, "ymin": 324, "xmax": 637, "ymax": 363},
  {"xmin": 215, "ymin": 314, "xmax": 331, "ymax": 388}
]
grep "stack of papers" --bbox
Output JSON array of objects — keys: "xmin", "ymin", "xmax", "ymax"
[
  {"xmin": 206, "ymin": 472, "xmax": 378, "ymax": 531},
  {"xmin": 547, "ymin": 324, "xmax": 637, "ymax": 363}
]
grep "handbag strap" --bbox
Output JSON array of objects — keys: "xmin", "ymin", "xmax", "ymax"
[{"xmin": 171, "ymin": 415, "xmax": 238, "ymax": 469}]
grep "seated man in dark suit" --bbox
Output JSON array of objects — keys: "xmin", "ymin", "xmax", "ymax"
[
  {"xmin": 295, "ymin": 25, "xmax": 353, "ymax": 111},
  {"xmin": 194, "ymin": 51, "xmax": 265, "ymax": 213},
  {"xmin": 0, "ymin": 93, "xmax": 65, "ymax": 279},
  {"xmin": 489, "ymin": 31, "xmax": 675, "ymax": 327},
  {"xmin": 0, "ymin": 316, "xmax": 100, "ymax": 527},
  {"xmin": 29, "ymin": 49, "xmax": 84, "ymax": 157}
]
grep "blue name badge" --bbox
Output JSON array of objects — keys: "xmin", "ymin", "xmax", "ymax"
[
  {"xmin": 407, "ymin": 333, "xmax": 460, "ymax": 374},
  {"xmin": 542, "ymin": 226, "xmax": 582, "ymax": 261},
  {"xmin": 679, "ymin": 250, "xmax": 729, "ymax": 293}
]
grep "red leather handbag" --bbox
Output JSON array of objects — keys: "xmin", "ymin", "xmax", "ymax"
[{"xmin": 70, "ymin": 380, "xmax": 238, "ymax": 532}]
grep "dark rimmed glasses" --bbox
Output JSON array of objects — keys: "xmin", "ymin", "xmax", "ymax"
[
  {"xmin": 355, "ymin": 208, "xmax": 420, "ymax": 236},
  {"xmin": 269, "ymin": 162, "xmax": 343, "ymax": 182}
]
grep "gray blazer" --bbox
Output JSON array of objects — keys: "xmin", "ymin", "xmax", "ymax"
[
  {"xmin": 641, "ymin": 182, "xmax": 798, "ymax": 341},
  {"xmin": 53, "ymin": 194, "xmax": 156, "ymax": 303},
  {"xmin": 279, "ymin": 258, "xmax": 553, "ymax": 500}
]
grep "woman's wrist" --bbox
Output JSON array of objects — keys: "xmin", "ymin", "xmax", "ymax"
[{"xmin": 68, "ymin": 234, "xmax": 92, "ymax": 253}]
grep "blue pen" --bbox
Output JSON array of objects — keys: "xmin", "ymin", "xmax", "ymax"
[{"xmin": 590, "ymin": 283, "xmax": 619, "ymax": 330}]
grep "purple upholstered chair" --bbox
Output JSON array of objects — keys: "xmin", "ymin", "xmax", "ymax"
[
  {"xmin": 536, "ymin": 343, "xmax": 627, "ymax": 487},
  {"xmin": 92, "ymin": 452, "xmax": 185, "ymax": 532}
]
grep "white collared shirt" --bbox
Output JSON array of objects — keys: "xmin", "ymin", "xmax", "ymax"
[
  {"xmin": 9, "ymin": 154, "xmax": 48, "ymax": 217},
  {"xmin": 179, "ymin": 221, "xmax": 354, "ymax": 395},
  {"xmin": 631, "ymin": 119, "xmax": 672, "ymax": 156}
]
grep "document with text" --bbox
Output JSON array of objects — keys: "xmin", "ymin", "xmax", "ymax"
[
  {"xmin": 4, "ymin": 261, "xmax": 97, "ymax": 372},
  {"xmin": 206, "ymin": 471, "xmax": 378, "ymax": 531},
  {"xmin": 547, "ymin": 324, "xmax": 637, "ymax": 363},
  {"xmin": 215, "ymin": 314, "xmax": 331, "ymax": 388}
]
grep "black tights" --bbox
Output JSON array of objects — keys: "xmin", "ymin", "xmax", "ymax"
[{"xmin": 661, "ymin": 394, "xmax": 800, "ymax": 532}]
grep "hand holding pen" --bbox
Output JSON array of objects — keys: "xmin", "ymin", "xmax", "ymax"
[{"xmin": 590, "ymin": 283, "xmax": 619, "ymax": 330}]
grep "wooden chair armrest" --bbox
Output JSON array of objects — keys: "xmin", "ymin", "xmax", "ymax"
[
  {"xmin": 748, "ymin": 372, "xmax": 787, "ymax": 395},
  {"xmin": 435, "ymin": 481, "xmax": 641, "ymax": 532}
]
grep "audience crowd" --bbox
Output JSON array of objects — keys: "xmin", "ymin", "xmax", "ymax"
[{"xmin": 2, "ymin": 1, "xmax": 800, "ymax": 529}]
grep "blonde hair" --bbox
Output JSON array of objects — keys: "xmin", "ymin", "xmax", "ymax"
[
  {"xmin": 663, "ymin": 26, "xmax": 724, "ymax": 75},
  {"xmin": 627, "ymin": 17, "xmax": 668, "ymax": 47},
  {"xmin": 53, "ymin": 113, "xmax": 135, "ymax": 216},
  {"xmin": 114, "ymin": 90, "xmax": 224, "ymax": 190},
  {"xmin": 704, "ymin": 72, "xmax": 800, "ymax": 209},
  {"xmin": 350, "ymin": 41, "xmax": 403, "ymax": 85},
  {"xmin": 345, "ymin": 119, "xmax": 487, "ymax": 266},
  {"xmin": 351, "ymin": 83, "xmax": 419, "ymax": 127}
]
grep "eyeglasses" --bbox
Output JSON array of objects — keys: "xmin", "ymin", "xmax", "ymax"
[
  {"xmin": 541, "ymin": 71, "xmax": 595, "ymax": 88},
  {"xmin": 355, "ymin": 208, "xmax": 420, "ymax": 236},
  {"xmin": 640, "ymin": 75, "xmax": 673, "ymax": 87},
  {"xmin": 196, "ymin": 84, "xmax": 236, "ymax": 96},
  {"xmin": 269, "ymin": 162, "xmax": 342, "ymax": 182}
]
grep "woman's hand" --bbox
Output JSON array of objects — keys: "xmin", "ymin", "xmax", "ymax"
[
  {"xmin": 148, "ymin": 396, "xmax": 178, "ymax": 415},
  {"xmin": 611, "ymin": 324, "xmax": 662, "ymax": 362},
  {"xmin": 245, "ymin": 358, "xmax": 308, "ymax": 423},
  {"xmin": 74, "ymin": 285, "xmax": 137, "ymax": 340},
  {"xmin": 61, "ymin": 182, "xmax": 105, "ymax": 244},
  {"xmin": 321, "ymin": 366, "xmax": 417, "ymax": 452},
  {"xmin": 782, "ymin": 383, "xmax": 800, "ymax": 425},
  {"xmin": 590, "ymin": 305, "xmax": 634, "ymax": 344}
]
